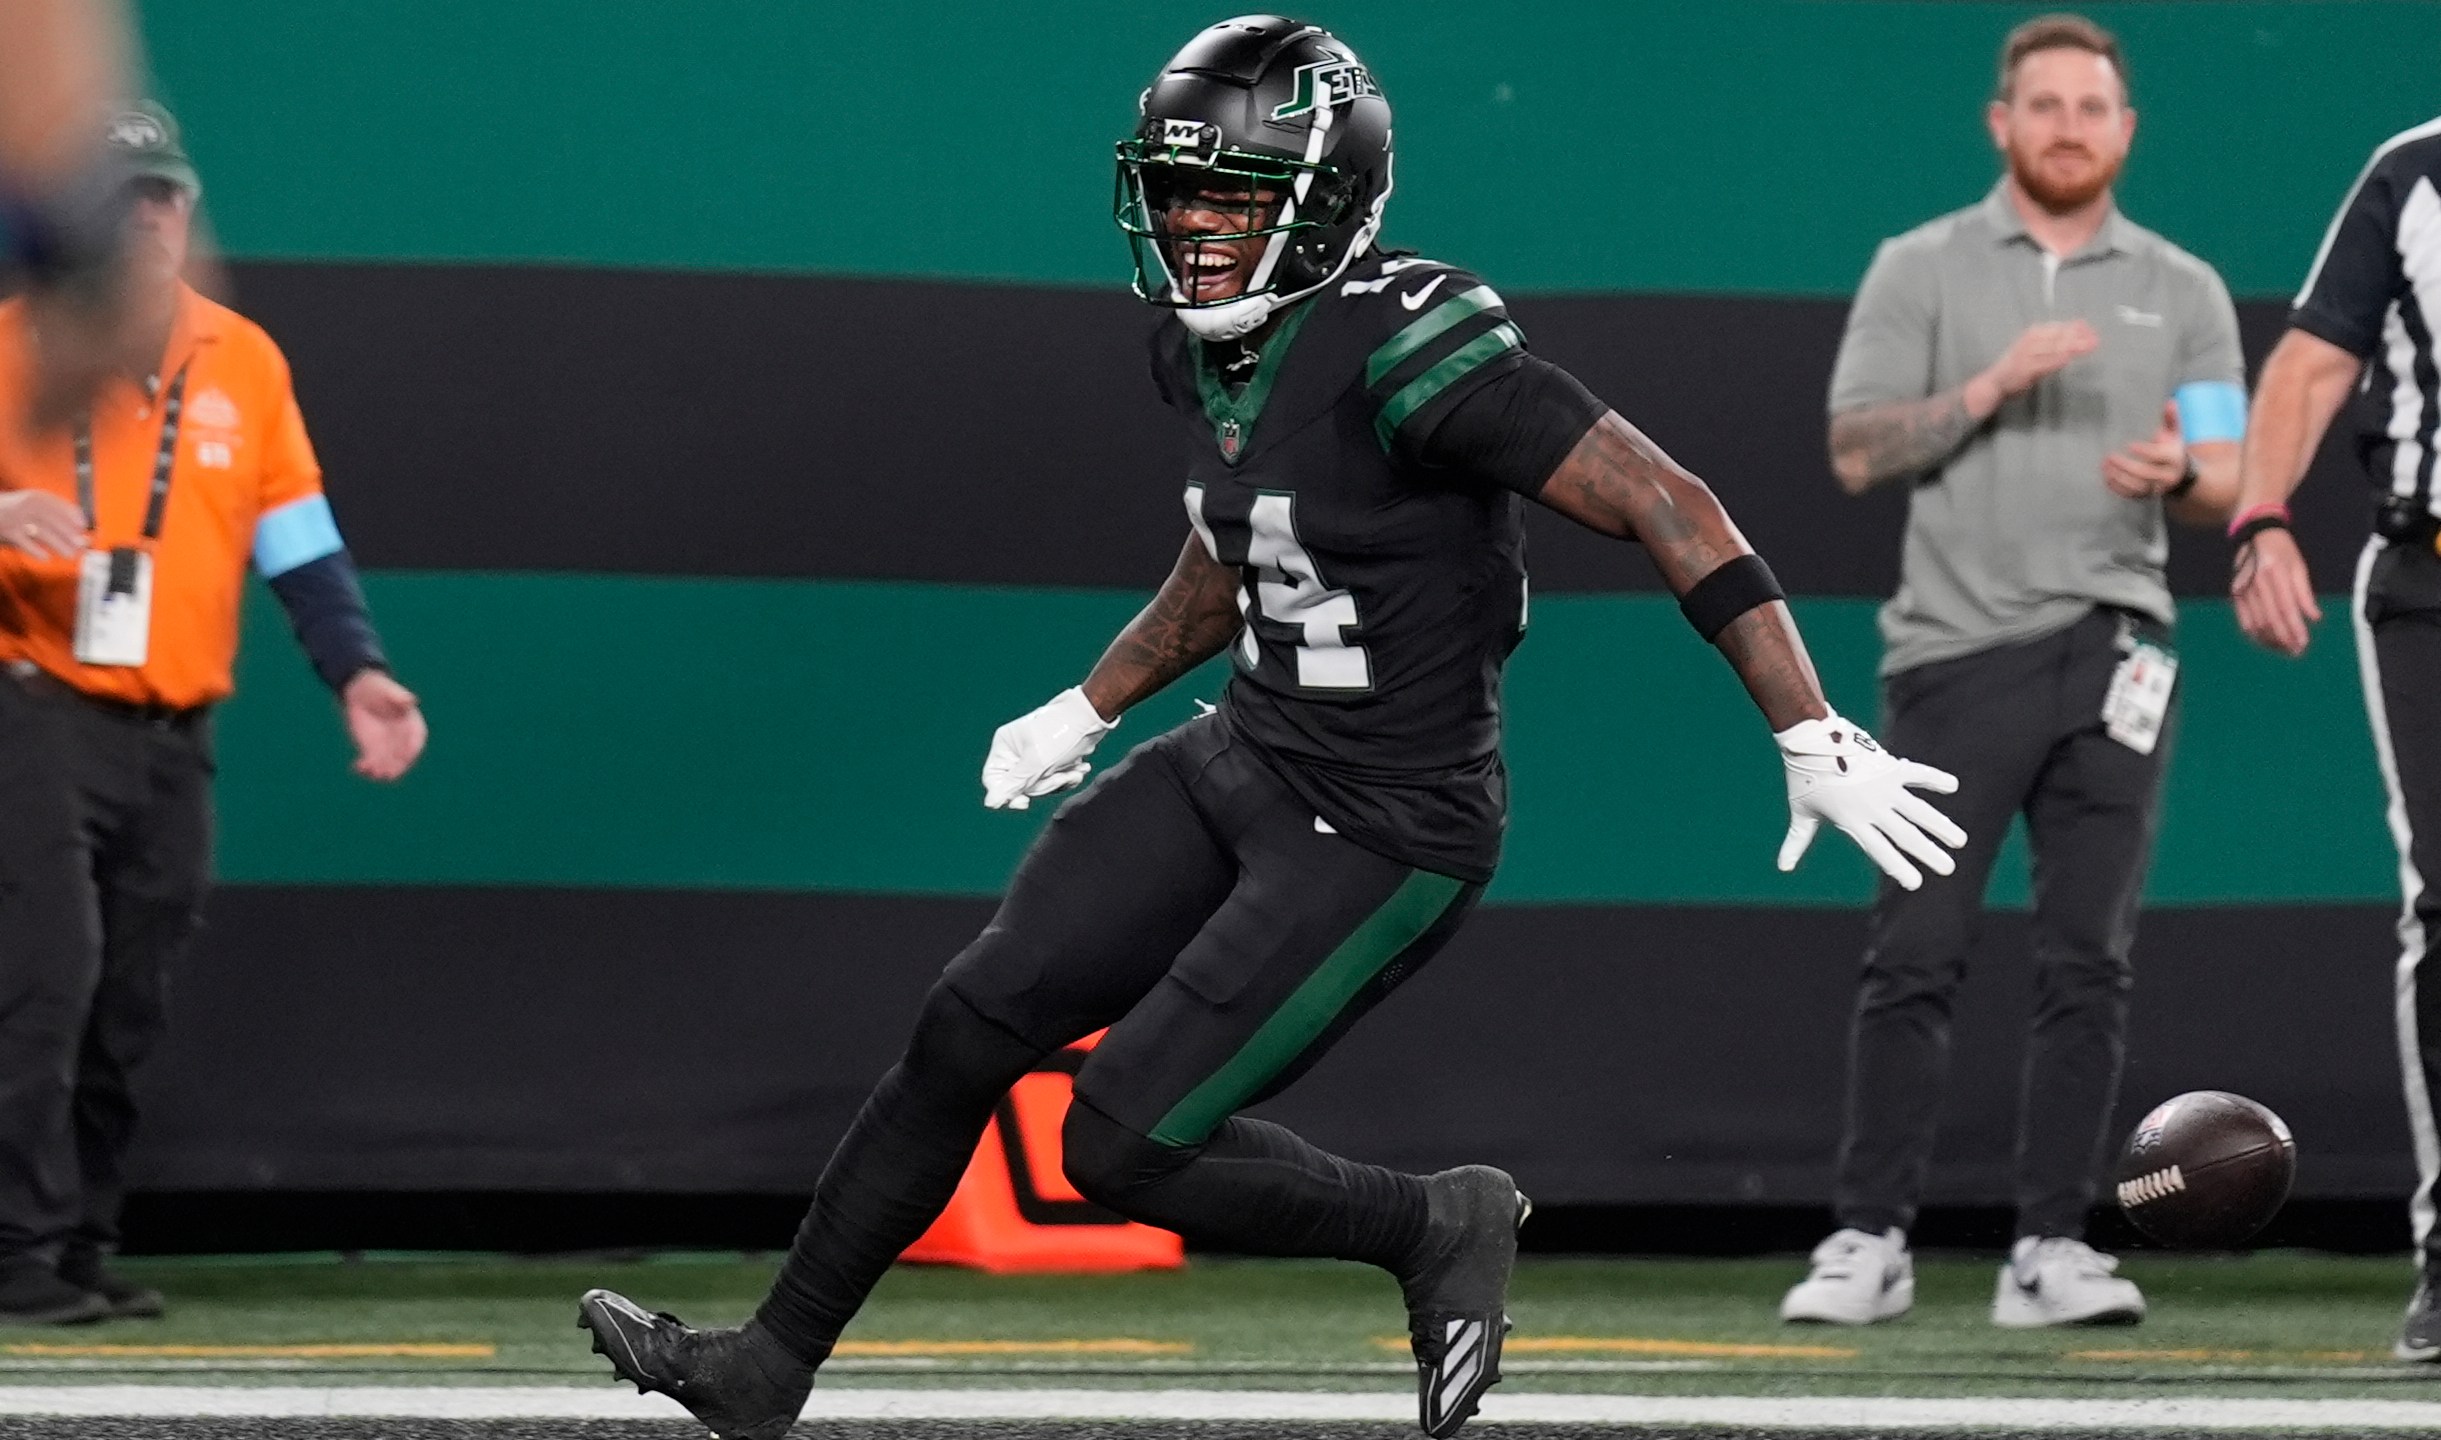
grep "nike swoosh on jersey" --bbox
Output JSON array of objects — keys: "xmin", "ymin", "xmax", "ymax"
[{"xmin": 1400, "ymin": 274, "xmax": 1449, "ymax": 310}]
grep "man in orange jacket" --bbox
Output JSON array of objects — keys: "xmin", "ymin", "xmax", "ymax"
[{"xmin": 0, "ymin": 102, "xmax": 425, "ymax": 1322}]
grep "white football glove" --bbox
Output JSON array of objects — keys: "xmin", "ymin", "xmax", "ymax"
[
  {"xmin": 981, "ymin": 687, "xmax": 1115, "ymax": 810},
  {"xmin": 1775, "ymin": 713, "xmax": 1967, "ymax": 891}
]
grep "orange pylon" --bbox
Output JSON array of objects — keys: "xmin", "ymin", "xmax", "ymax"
[{"xmin": 900, "ymin": 1031, "xmax": 1185, "ymax": 1274}]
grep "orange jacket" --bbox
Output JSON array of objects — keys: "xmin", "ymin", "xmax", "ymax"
[{"xmin": 0, "ymin": 285, "xmax": 326, "ymax": 709}]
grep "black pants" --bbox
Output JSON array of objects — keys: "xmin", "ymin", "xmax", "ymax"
[
  {"xmin": 0, "ymin": 666, "xmax": 211, "ymax": 1262},
  {"xmin": 1835, "ymin": 607, "xmax": 2172, "ymax": 1241},
  {"xmin": 2354, "ymin": 538, "xmax": 2441, "ymax": 1273},
  {"xmin": 755, "ymin": 712, "xmax": 1481, "ymax": 1358},
  {"xmin": 948, "ymin": 713, "xmax": 1480, "ymax": 1141}
]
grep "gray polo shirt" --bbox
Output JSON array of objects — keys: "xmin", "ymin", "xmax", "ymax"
[{"xmin": 1829, "ymin": 183, "xmax": 2244, "ymax": 677}]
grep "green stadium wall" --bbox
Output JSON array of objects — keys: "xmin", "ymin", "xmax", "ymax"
[{"xmin": 105, "ymin": 2, "xmax": 2441, "ymax": 1209}]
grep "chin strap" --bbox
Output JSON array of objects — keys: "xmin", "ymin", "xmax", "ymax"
[
  {"xmin": 1177, "ymin": 292, "xmax": 1278, "ymax": 341},
  {"xmin": 1172, "ymin": 228, "xmax": 1382, "ymax": 341}
]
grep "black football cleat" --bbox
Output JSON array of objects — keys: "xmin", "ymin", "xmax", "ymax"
[
  {"xmin": 2398, "ymin": 1269, "xmax": 2441, "ymax": 1362},
  {"xmin": 1401, "ymin": 1165, "xmax": 1531, "ymax": 1438},
  {"xmin": 578, "ymin": 1288, "xmax": 813, "ymax": 1440}
]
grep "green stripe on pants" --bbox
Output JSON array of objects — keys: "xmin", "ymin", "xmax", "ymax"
[{"xmin": 1148, "ymin": 869, "xmax": 1467, "ymax": 1147}]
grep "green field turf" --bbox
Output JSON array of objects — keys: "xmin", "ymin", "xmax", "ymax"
[{"xmin": 0, "ymin": 1252, "xmax": 2423, "ymax": 1403}]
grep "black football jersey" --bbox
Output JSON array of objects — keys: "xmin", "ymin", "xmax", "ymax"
[{"xmin": 1147, "ymin": 248, "xmax": 1550, "ymax": 881}]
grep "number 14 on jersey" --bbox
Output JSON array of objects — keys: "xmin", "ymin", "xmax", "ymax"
[{"xmin": 1188, "ymin": 485, "xmax": 1373, "ymax": 692}]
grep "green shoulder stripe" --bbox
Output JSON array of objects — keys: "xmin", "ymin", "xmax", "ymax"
[
  {"xmin": 1374, "ymin": 320, "xmax": 1524, "ymax": 449},
  {"xmin": 1364, "ymin": 282, "xmax": 1505, "ymax": 386}
]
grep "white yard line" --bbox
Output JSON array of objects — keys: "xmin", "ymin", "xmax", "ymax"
[{"xmin": 0, "ymin": 1387, "xmax": 2434, "ymax": 1429}]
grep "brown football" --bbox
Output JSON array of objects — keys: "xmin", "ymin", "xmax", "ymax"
[{"xmin": 2113, "ymin": 1091, "xmax": 2297, "ymax": 1248}]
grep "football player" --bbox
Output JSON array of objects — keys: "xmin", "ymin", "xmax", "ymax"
[
  {"xmin": 0, "ymin": 0, "xmax": 159, "ymax": 439},
  {"xmin": 579, "ymin": 17, "xmax": 1966, "ymax": 1440},
  {"xmin": 0, "ymin": 0, "xmax": 141, "ymax": 433}
]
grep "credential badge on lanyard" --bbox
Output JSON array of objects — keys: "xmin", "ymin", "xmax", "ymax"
[
  {"xmin": 71, "ymin": 365, "xmax": 188, "ymax": 669},
  {"xmin": 2100, "ymin": 617, "xmax": 2178, "ymax": 756}
]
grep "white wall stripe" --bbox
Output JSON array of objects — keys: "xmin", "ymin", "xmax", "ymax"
[{"xmin": 2352, "ymin": 535, "xmax": 2441, "ymax": 1254}]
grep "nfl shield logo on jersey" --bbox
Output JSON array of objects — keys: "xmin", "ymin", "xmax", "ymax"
[{"xmin": 1220, "ymin": 418, "xmax": 1242, "ymax": 460}]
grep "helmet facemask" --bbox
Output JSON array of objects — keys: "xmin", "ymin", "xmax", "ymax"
[{"xmin": 1116, "ymin": 130, "xmax": 1376, "ymax": 340}]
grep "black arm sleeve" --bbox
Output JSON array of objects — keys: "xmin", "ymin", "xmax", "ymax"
[
  {"xmin": 1412, "ymin": 354, "xmax": 1607, "ymax": 499},
  {"xmin": 265, "ymin": 550, "xmax": 388, "ymax": 694},
  {"xmin": 2291, "ymin": 143, "xmax": 2414, "ymax": 359}
]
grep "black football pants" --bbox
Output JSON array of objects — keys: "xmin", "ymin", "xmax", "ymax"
[
  {"xmin": 0, "ymin": 666, "xmax": 211, "ymax": 1264},
  {"xmin": 1835, "ymin": 607, "xmax": 2172, "ymax": 1242},
  {"xmin": 756, "ymin": 712, "xmax": 1482, "ymax": 1362},
  {"xmin": 2354, "ymin": 538, "xmax": 2441, "ymax": 1274}
]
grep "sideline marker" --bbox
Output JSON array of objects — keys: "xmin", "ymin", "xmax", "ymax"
[{"xmin": 901, "ymin": 1031, "xmax": 1184, "ymax": 1274}]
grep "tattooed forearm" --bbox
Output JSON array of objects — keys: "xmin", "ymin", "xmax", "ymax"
[
  {"xmin": 1535, "ymin": 410, "xmax": 1832, "ymax": 730},
  {"xmin": 1714, "ymin": 602, "xmax": 1831, "ymax": 731},
  {"xmin": 1827, "ymin": 387, "xmax": 1981, "ymax": 494},
  {"xmin": 1537, "ymin": 413, "xmax": 1735, "ymax": 588},
  {"xmin": 1080, "ymin": 533, "xmax": 1243, "ymax": 718}
]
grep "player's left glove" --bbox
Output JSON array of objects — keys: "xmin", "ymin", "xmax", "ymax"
[
  {"xmin": 1774, "ymin": 713, "xmax": 1966, "ymax": 891},
  {"xmin": 981, "ymin": 687, "xmax": 1116, "ymax": 810}
]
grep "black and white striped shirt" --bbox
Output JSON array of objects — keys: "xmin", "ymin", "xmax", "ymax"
[{"xmin": 2294, "ymin": 116, "xmax": 2441, "ymax": 520}]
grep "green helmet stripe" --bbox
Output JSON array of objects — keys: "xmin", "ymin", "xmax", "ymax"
[
  {"xmin": 1373, "ymin": 321, "xmax": 1525, "ymax": 450},
  {"xmin": 1364, "ymin": 283, "xmax": 1505, "ymax": 386}
]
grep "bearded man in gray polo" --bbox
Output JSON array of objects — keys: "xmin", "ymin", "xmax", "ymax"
[{"xmin": 1780, "ymin": 13, "xmax": 2245, "ymax": 1329}]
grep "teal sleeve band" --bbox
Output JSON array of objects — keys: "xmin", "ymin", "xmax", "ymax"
[
  {"xmin": 252, "ymin": 493, "xmax": 345, "ymax": 577},
  {"xmin": 2176, "ymin": 380, "xmax": 2248, "ymax": 445}
]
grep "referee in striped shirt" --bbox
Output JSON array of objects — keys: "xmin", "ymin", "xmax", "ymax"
[{"xmin": 2230, "ymin": 114, "xmax": 2441, "ymax": 1361}]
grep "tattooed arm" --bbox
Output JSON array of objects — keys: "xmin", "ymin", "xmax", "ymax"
[
  {"xmin": 1827, "ymin": 319, "xmax": 2100, "ymax": 494},
  {"xmin": 1534, "ymin": 411, "xmax": 1967, "ymax": 886},
  {"xmin": 1537, "ymin": 413, "xmax": 1830, "ymax": 730},
  {"xmin": 1827, "ymin": 387, "xmax": 1982, "ymax": 495},
  {"xmin": 1079, "ymin": 532, "xmax": 1244, "ymax": 719}
]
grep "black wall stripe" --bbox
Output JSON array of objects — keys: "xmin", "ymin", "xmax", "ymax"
[
  {"xmin": 233, "ymin": 261, "xmax": 2374, "ymax": 595},
  {"xmin": 142, "ymin": 885, "xmax": 2411, "ymax": 1204}
]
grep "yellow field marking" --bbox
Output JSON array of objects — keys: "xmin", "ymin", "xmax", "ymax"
[
  {"xmin": 1373, "ymin": 1335, "xmax": 1857, "ymax": 1360},
  {"xmin": 833, "ymin": 1339, "xmax": 1192, "ymax": 1357},
  {"xmin": 2070, "ymin": 1347, "xmax": 2379, "ymax": 1364},
  {"xmin": 2, "ymin": 1343, "xmax": 495, "ymax": 1360}
]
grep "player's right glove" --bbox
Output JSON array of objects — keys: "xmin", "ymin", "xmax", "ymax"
[
  {"xmin": 1774, "ymin": 713, "xmax": 1966, "ymax": 891},
  {"xmin": 981, "ymin": 687, "xmax": 1115, "ymax": 810}
]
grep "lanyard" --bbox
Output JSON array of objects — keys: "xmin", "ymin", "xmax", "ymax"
[{"xmin": 72, "ymin": 363, "xmax": 190, "ymax": 543}]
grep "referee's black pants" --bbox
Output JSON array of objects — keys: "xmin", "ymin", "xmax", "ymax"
[
  {"xmin": 0, "ymin": 665, "xmax": 211, "ymax": 1267},
  {"xmin": 2354, "ymin": 538, "xmax": 2441, "ymax": 1275},
  {"xmin": 1834, "ymin": 607, "xmax": 2173, "ymax": 1242},
  {"xmin": 754, "ymin": 711, "xmax": 1482, "ymax": 1362}
]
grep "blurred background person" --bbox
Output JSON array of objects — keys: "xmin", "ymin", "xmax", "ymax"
[
  {"xmin": 0, "ymin": 0, "xmax": 142, "ymax": 434},
  {"xmin": 2227, "ymin": 111, "xmax": 2441, "ymax": 1362},
  {"xmin": 0, "ymin": 101, "xmax": 425, "ymax": 1323},
  {"xmin": 1781, "ymin": 13, "xmax": 2246, "ymax": 1329}
]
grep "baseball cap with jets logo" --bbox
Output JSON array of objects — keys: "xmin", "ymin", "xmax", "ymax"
[{"xmin": 103, "ymin": 100, "xmax": 201, "ymax": 198}]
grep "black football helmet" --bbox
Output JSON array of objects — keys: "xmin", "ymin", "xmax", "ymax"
[{"xmin": 1115, "ymin": 15, "xmax": 1393, "ymax": 339}]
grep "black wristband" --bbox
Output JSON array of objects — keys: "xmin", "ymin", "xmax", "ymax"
[
  {"xmin": 2166, "ymin": 456, "xmax": 2200, "ymax": 500},
  {"xmin": 1680, "ymin": 553, "xmax": 1786, "ymax": 643},
  {"xmin": 2229, "ymin": 512, "xmax": 2291, "ymax": 550}
]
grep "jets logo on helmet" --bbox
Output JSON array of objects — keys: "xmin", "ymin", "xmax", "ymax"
[
  {"xmin": 1160, "ymin": 118, "xmax": 1220, "ymax": 157},
  {"xmin": 1269, "ymin": 59, "xmax": 1380, "ymax": 120},
  {"xmin": 1114, "ymin": 16, "xmax": 1395, "ymax": 341}
]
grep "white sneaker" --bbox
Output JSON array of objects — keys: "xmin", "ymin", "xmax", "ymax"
[
  {"xmin": 1990, "ymin": 1236, "xmax": 2145, "ymax": 1328},
  {"xmin": 1780, "ymin": 1227, "xmax": 1913, "ymax": 1324}
]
